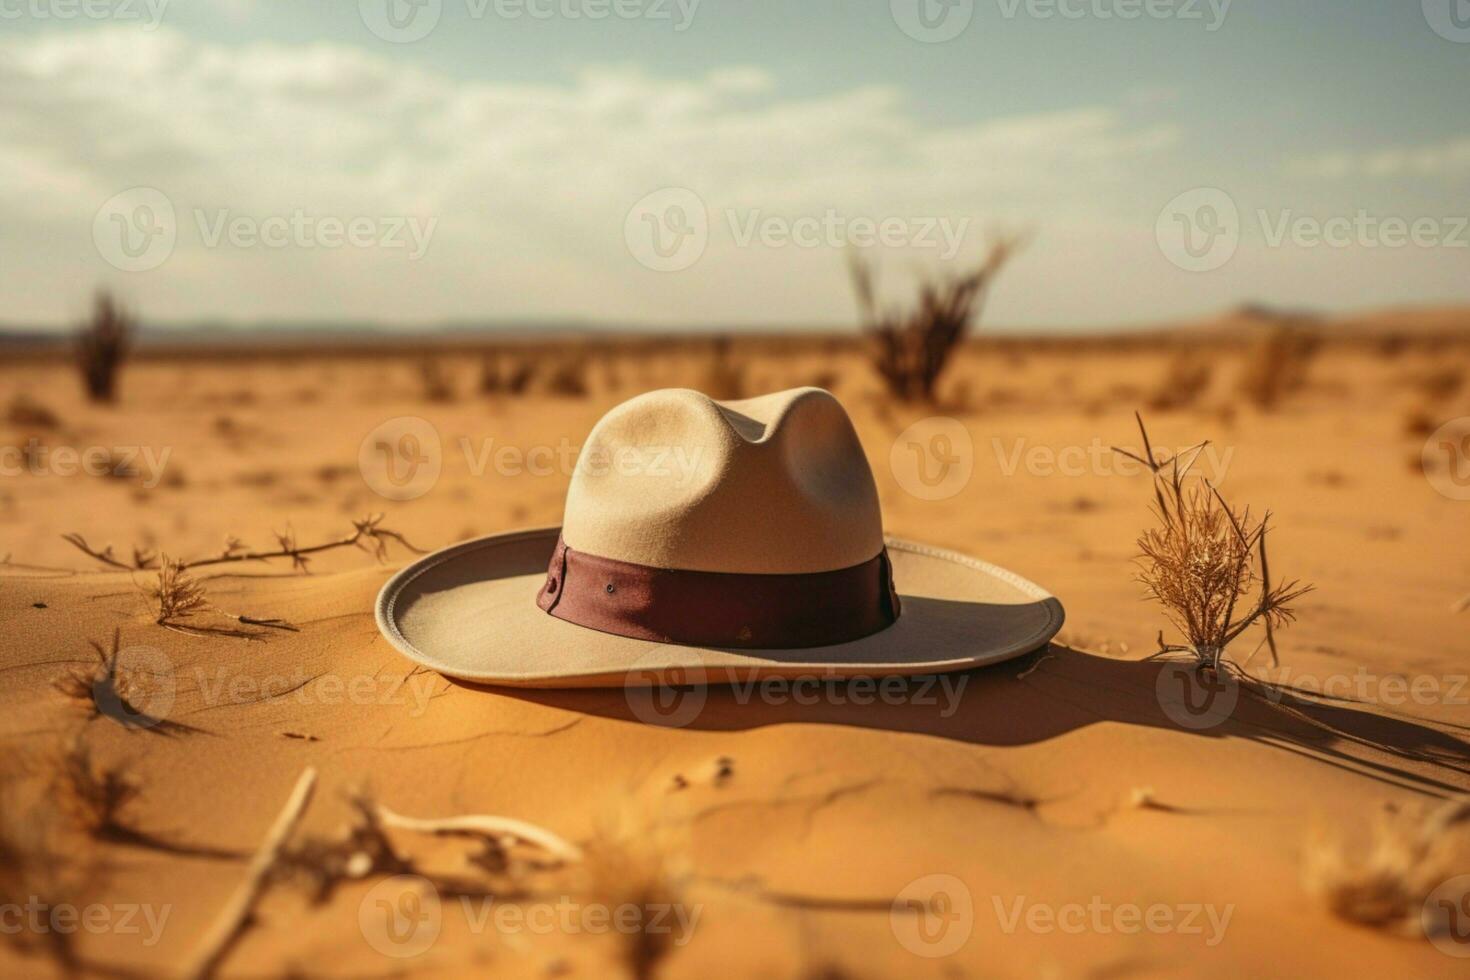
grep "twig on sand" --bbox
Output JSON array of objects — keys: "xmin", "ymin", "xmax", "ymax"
[
  {"xmin": 182, "ymin": 767, "xmax": 318, "ymax": 980},
  {"xmin": 374, "ymin": 802, "xmax": 583, "ymax": 864}
]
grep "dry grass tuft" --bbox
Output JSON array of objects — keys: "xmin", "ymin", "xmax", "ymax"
[
  {"xmin": 479, "ymin": 352, "xmax": 536, "ymax": 396},
  {"xmin": 543, "ymin": 356, "xmax": 590, "ymax": 398},
  {"xmin": 75, "ymin": 289, "xmax": 134, "ymax": 404},
  {"xmin": 849, "ymin": 238, "xmax": 1019, "ymax": 403},
  {"xmin": 1304, "ymin": 798, "xmax": 1470, "ymax": 936},
  {"xmin": 1238, "ymin": 323, "xmax": 1319, "ymax": 411},
  {"xmin": 1115, "ymin": 413, "xmax": 1312, "ymax": 671},
  {"xmin": 151, "ymin": 555, "xmax": 209, "ymax": 626},
  {"xmin": 51, "ymin": 737, "xmax": 139, "ymax": 839},
  {"xmin": 579, "ymin": 831, "xmax": 688, "ymax": 980}
]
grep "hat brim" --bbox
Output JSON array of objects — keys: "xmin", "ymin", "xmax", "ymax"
[{"xmin": 376, "ymin": 527, "xmax": 1064, "ymax": 688}]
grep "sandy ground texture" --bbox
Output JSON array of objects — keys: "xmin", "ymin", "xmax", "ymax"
[{"xmin": 2, "ymin": 325, "xmax": 1469, "ymax": 978}]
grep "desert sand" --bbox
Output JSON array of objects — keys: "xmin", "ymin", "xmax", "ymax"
[{"xmin": 2, "ymin": 319, "xmax": 1469, "ymax": 978}]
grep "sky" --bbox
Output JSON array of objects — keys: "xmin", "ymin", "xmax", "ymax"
[{"xmin": 1, "ymin": 0, "xmax": 1468, "ymax": 331}]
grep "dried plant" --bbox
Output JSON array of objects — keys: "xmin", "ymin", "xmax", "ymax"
[
  {"xmin": 54, "ymin": 629, "xmax": 195, "ymax": 734},
  {"xmin": 0, "ymin": 773, "xmax": 97, "ymax": 972},
  {"xmin": 1304, "ymin": 798, "xmax": 1470, "ymax": 936},
  {"xmin": 543, "ymin": 356, "xmax": 590, "ymax": 398},
  {"xmin": 417, "ymin": 357, "xmax": 455, "ymax": 403},
  {"xmin": 1238, "ymin": 322, "xmax": 1319, "ymax": 411},
  {"xmin": 51, "ymin": 738, "xmax": 139, "ymax": 839},
  {"xmin": 5, "ymin": 393, "xmax": 60, "ymax": 429},
  {"xmin": 75, "ymin": 289, "xmax": 135, "ymax": 404},
  {"xmin": 151, "ymin": 555, "xmax": 209, "ymax": 626},
  {"xmin": 1114, "ymin": 413, "xmax": 1312, "ymax": 671},
  {"xmin": 63, "ymin": 514, "xmax": 423, "ymax": 573},
  {"xmin": 1146, "ymin": 348, "xmax": 1213, "ymax": 412},
  {"xmin": 849, "ymin": 237, "xmax": 1020, "ymax": 403},
  {"xmin": 579, "ymin": 831, "xmax": 687, "ymax": 980},
  {"xmin": 479, "ymin": 352, "xmax": 536, "ymax": 396}
]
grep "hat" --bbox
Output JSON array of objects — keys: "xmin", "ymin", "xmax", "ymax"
[{"xmin": 376, "ymin": 387, "xmax": 1063, "ymax": 687}]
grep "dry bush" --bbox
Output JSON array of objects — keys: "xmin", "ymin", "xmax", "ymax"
[
  {"xmin": 5, "ymin": 393, "xmax": 60, "ymax": 429},
  {"xmin": 578, "ymin": 832, "xmax": 687, "ymax": 980},
  {"xmin": 698, "ymin": 336, "xmax": 746, "ymax": 400},
  {"xmin": 1146, "ymin": 349, "xmax": 1213, "ymax": 412},
  {"xmin": 76, "ymin": 290, "xmax": 134, "ymax": 404},
  {"xmin": 1115, "ymin": 414, "xmax": 1312, "ymax": 671},
  {"xmin": 1304, "ymin": 798, "xmax": 1470, "ymax": 936},
  {"xmin": 849, "ymin": 238, "xmax": 1019, "ymax": 403},
  {"xmin": 51, "ymin": 738, "xmax": 138, "ymax": 840},
  {"xmin": 479, "ymin": 352, "xmax": 536, "ymax": 396},
  {"xmin": 543, "ymin": 356, "xmax": 590, "ymax": 398},
  {"xmin": 417, "ymin": 357, "xmax": 455, "ymax": 403},
  {"xmin": 1237, "ymin": 323, "xmax": 1319, "ymax": 411}
]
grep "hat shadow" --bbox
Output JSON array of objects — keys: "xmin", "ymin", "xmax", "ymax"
[{"xmin": 492, "ymin": 640, "xmax": 1470, "ymax": 799}]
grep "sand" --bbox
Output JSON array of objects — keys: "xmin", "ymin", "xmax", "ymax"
[{"xmin": 1, "ymin": 325, "xmax": 1468, "ymax": 978}]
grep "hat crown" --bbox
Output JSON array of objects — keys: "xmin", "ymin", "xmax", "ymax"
[{"xmin": 561, "ymin": 387, "xmax": 883, "ymax": 574}]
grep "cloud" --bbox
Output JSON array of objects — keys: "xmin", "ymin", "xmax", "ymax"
[
  {"xmin": 1287, "ymin": 137, "xmax": 1470, "ymax": 179},
  {"xmin": 1, "ymin": 26, "xmax": 1179, "ymax": 326}
]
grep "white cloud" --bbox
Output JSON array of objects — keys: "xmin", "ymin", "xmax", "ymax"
[
  {"xmin": 3, "ymin": 26, "xmax": 1183, "ymax": 326},
  {"xmin": 1288, "ymin": 137, "xmax": 1470, "ymax": 179}
]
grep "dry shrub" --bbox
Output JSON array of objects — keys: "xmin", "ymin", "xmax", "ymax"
[
  {"xmin": 1147, "ymin": 349, "xmax": 1213, "ymax": 412},
  {"xmin": 479, "ymin": 352, "xmax": 536, "ymax": 396},
  {"xmin": 6, "ymin": 393, "xmax": 60, "ymax": 429},
  {"xmin": 698, "ymin": 336, "xmax": 745, "ymax": 400},
  {"xmin": 1237, "ymin": 323, "xmax": 1319, "ymax": 411},
  {"xmin": 1115, "ymin": 414, "xmax": 1312, "ymax": 670},
  {"xmin": 578, "ymin": 832, "xmax": 687, "ymax": 980},
  {"xmin": 417, "ymin": 357, "xmax": 455, "ymax": 403},
  {"xmin": 543, "ymin": 357, "xmax": 590, "ymax": 398},
  {"xmin": 51, "ymin": 738, "xmax": 138, "ymax": 840},
  {"xmin": 1304, "ymin": 798, "xmax": 1470, "ymax": 936},
  {"xmin": 76, "ymin": 290, "xmax": 134, "ymax": 404},
  {"xmin": 849, "ymin": 238, "xmax": 1019, "ymax": 403},
  {"xmin": 152, "ymin": 555, "xmax": 208, "ymax": 625}
]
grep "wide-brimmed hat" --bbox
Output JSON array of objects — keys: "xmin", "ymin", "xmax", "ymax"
[{"xmin": 376, "ymin": 387, "xmax": 1063, "ymax": 687}]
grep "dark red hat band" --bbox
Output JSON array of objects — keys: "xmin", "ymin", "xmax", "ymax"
[{"xmin": 535, "ymin": 534, "xmax": 901, "ymax": 649}]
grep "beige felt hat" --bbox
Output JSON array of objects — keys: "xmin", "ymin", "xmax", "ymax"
[{"xmin": 376, "ymin": 387, "xmax": 1063, "ymax": 688}]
